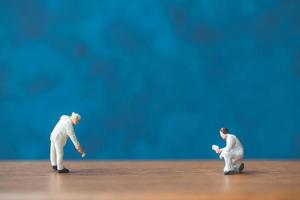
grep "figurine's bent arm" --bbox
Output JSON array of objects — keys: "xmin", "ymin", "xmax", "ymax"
[{"xmin": 221, "ymin": 136, "xmax": 235, "ymax": 152}]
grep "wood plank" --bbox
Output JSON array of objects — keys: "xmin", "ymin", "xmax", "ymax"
[{"xmin": 0, "ymin": 161, "xmax": 299, "ymax": 200}]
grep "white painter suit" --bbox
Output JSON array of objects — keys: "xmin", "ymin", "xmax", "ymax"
[
  {"xmin": 220, "ymin": 134, "xmax": 244, "ymax": 172},
  {"xmin": 50, "ymin": 115, "xmax": 80, "ymax": 170}
]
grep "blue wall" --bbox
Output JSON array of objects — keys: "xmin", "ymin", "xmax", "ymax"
[{"xmin": 0, "ymin": 0, "xmax": 299, "ymax": 159}]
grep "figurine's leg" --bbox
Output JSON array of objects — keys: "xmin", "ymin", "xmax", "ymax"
[
  {"xmin": 50, "ymin": 142, "xmax": 57, "ymax": 166},
  {"xmin": 231, "ymin": 151, "xmax": 244, "ymax": 173},
  {"xmin": 222, "ymin": 151, "xmax": 234, "ymax": 172},
  {"xmin": 55, "ymin": 142, "xmax": 64, "ymax": 170},
  {"xmin": 232, "ymin": 157, "xmax": 242, "ymax": 172}
]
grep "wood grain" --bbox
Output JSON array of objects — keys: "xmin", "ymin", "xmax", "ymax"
[{"xmin": 0, "ymin": 161, "xmax": 299, "ymax": 200}]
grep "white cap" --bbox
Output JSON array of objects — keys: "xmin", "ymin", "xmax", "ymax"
[{"xmin": 71, "ymin": 112, "xmax": 81, "ymax": 121}]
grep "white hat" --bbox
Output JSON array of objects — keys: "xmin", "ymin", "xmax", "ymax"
[{"xmin": 71, "ymin": 112, "xmax": 81, "ymax": 120}]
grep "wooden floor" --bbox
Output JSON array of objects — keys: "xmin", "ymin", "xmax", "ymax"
[{"xmin": 0, "ymin": 161, "xmax": 299, "ymax": 200}]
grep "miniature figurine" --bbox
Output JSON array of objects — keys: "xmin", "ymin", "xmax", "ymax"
[
  {"xmin": 212, "ymin": 128, "xmax": 244, "ymax": 175},
  {"xmin": 50, "ymin": 112, "xmax": 86, "ymax": 173}
]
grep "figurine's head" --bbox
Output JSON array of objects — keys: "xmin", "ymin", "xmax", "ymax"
[
  {"xmin": 71, "ymin": 112, "xmax": 81, "ymax": 125},
  {"xmin": 219, "ymin": 127, "xmax": 229, "ymax": 139}
]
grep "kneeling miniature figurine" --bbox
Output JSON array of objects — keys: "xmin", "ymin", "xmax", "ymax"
[{"xmin": 212, "ymin": 128, "xmax": 244, "ymax": 175}]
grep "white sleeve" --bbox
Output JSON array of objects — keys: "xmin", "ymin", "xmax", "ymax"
[
  {"xmin": 66, "ymin": 124, "xmax": 80, "ymax": 148},
  {"xmin": 221, "ymin": 136, "xmax": 235, "ymax": 152}
]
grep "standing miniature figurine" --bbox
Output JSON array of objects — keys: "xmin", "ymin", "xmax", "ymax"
[
  {"xmin": 50, "ymin": 112, "xmax": 86, "ymax": 173},
  {"xmin": 212, "ymin": 128, "xmax": 244, "ymax": 175}
]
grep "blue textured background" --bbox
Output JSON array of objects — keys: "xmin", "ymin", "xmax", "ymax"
[{"xmin": 0, "ymin": 0, "xmax": 299, "ymax": 159}]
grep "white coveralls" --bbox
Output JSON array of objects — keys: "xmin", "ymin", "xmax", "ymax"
[
  {"xmin": 50, "ymin": 115, "xmax": 80, "ymax": 170},
  {"xmin": 220, "ymin": 134, "xmax": 244, "ymax": 172}
]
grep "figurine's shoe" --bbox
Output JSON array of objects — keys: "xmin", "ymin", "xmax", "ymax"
[
  {"xmin": 224, "ymin": 171, "xmax": 235, "ymax": 175},
  {"xmin": 238, "ymin": 163, "xmax": 245, "ymax": 173},
  {"xmin": 58, "ymin": 168, "xmax": 70, "ymax": 173},
  {"xmin": 52, "ymin": 165, "xmax": 57, "ymax": 171}
]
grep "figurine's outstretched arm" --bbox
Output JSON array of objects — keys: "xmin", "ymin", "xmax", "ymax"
[{"xmin": 66, "ymin": 124, "xmax": 80, "ymax": 149}]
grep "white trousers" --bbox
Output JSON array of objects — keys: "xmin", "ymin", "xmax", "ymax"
[
  {"xmin": 50, "ymin": 141, "xmax": 65, "ymax": 170},
  {"xmin": 221, "ymin": 150, "xmax": 243, "ymax": 172}
]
